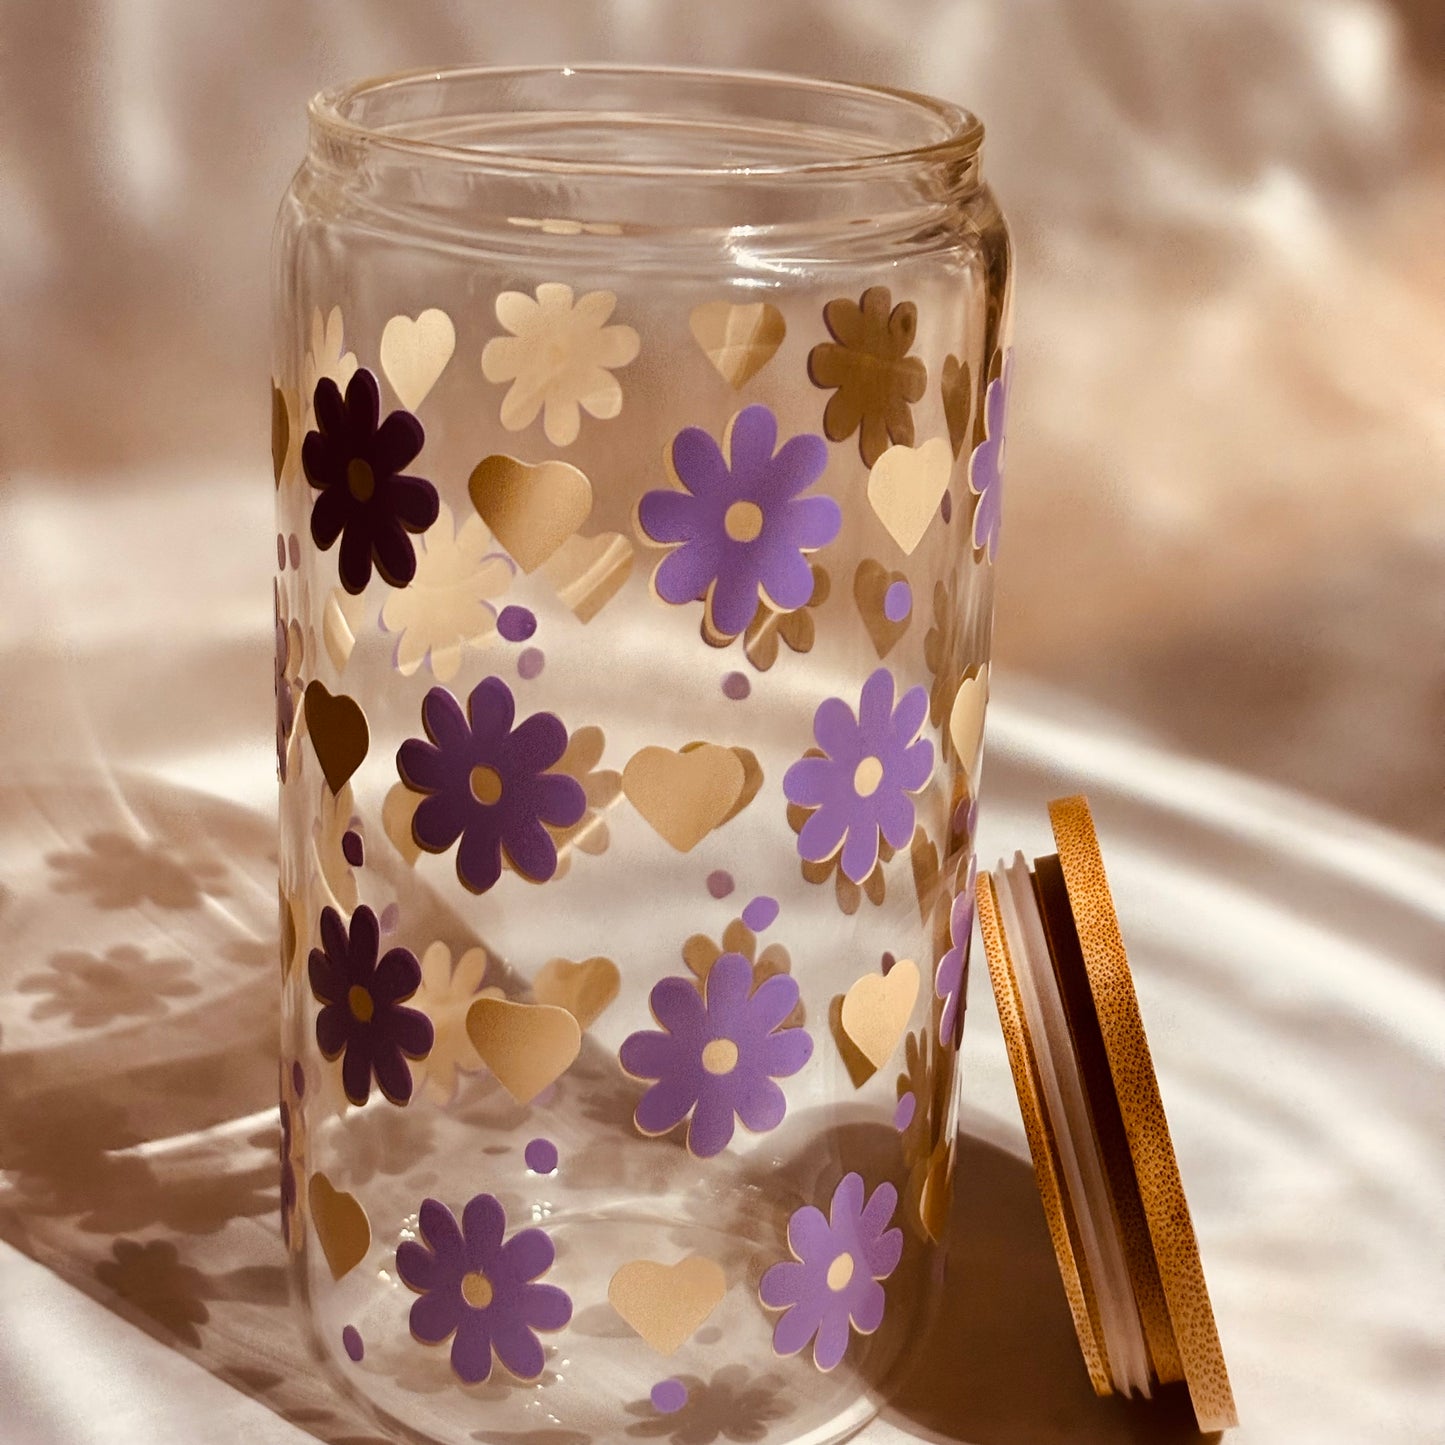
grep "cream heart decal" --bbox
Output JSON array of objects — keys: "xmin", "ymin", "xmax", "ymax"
[
  {"xmin": 533, "ymin": 956, "xmax": 620, "ymax": 1030},
  {"xmin": 689, "ymin": 300, "xmax": 786, "ymax": 389},
  {"xmin": 303, "ymin": 682, "xmax": 369, "ymax": 794},
  {"xmin": 840, "ymin": 959, "xmax": 920, "ymax": 1072},
  {"xmin": 466, "ymin": 997, "xmax": 581, "ymax": 1104},
  {"xmin": 322, "ymin": 588, "xmax": 367, "ymax": 673},
  {"xmin": 623, "ymin": 745, "xmax": 746, "ymax": 852},
  {"xmin": 867, "ymin": 438, "xmax": 952, "ymax": 556},
  {"xmin": 948, "ymin": 667, "xmax": 988, "ymax": 782},
  {"xmin": 308, "ymin": 1172, "xmax": 371, "ymax": 1280},
  {"xmin": 608, "ymin": 1256, "xmax": 727, "ymax": 1355},
  {"xmin": 541, "ymin": 530, "xmax": 634, "ymax": 622},
  {"xmin": 381, "ymin": 782, "xmax": 421, "ymax": 866},
  {"xmin": 380, "ymin": 308, "xmax": 456, "ymax": 410},
  {"xmin": 468, "ymin": 455, "xmax": 593, "ymax": 573}
]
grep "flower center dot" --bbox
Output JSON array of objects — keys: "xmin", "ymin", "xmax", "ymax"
[
  {"xmin": 346, "ymin": 458, "xmax": 375, "ymax": 503},
  {"xmin": 723, "ymin": 501, "xmax": 764, "ymax": 543},
  {"xmin": 852, "ymin": 756, "xmax": 884, "ymax": 798},
  {"xmin": 701, "ymin": 1038, "xmax": 740, "ymax": 1075},
  {"xmin": 469, "ymin": 765, "xmax": 504, "ymax": 806},
  {"xmin": 826, "ymin": 1253, "xmax": 855, "ymax": 1291},
  {"xmin": 460, "ymin": 1270, "xmax": 494, "ymax": 1309},
  {"xmin": 347, "ymin": 985, "xmax": 374, "ymax": 1023}
]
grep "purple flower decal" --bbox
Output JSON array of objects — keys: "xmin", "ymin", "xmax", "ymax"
[
  {"xmin": 302, "ymin": 367, "xmax": 440, "ymax": 594},
  {"xmin": 759, "ymin": 1172, "xmax": 903, "ymax": 1372},
  {"xmin": 619, "ymin": 951, "xmax": 813, "ymax": 1158},
  {"xmin": 783, "ymin": 668, "xmax": 934, "ymax": 885},
  {"xmin": 397, "ymin": 677, "xmax": 587, "ymax": 895},
  {"xmin": 396, "ymin": 1193, "xmax": 572, "ymax": 1384},
  {"xmin": 968, "ymin": 351, "xmax": 1012, "ymax": 564},
  {"xmin": 278, "ymin": 1061, "xmax": 304, "ymax": 1249},
  {"xmin": 935, "ymin": 857, "xmax": 975, "ymax": 1048},
  {"xmin": 639, "ymin": 405, "xmax": 841, "ymax": 640},
  {"xmin": 309, "ymin": 904, "xmax": 433, "ymax": 1107}
]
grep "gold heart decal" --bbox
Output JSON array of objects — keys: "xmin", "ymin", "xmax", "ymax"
[
  {"xmin": 533, "ymin": 956, "xmax": 620, "ymax": 1030},
  {"xmin": 853, "ymin": 559, "xmax": 912, "ymax": 658},
  {"xmin": 303, "ymin": 682, "xmax": 369, "ymax": 794},
  {"xmin": 689, "ymin": 300, "xmax": 786, "ymax": 389},
  {"xmin": 840, "ymin": 959, "xmax": 920, "ymax": 1072},
  {"xmin": 541, "ymin": 530, "xmax": 634, "ymax": 622},
  {"xmin": 941, "ymin": 354, "xmax": 972, "ymax": 458},
  {"xmin": 681, "ymin": 741, "xmax": 762, "ymax": 826},
  {"xmin": 271, "ymin": 382, "xmax": 289, "ymax": 487},
  {"xmin": 623, "ymin": 745, "xmax": 746, "ymax": 853},
  {"xmin": 468, "ymin": 455, "xmax": 592, "ymax": 573},
  {"xmin": 308, "ymin": 1172, "xmax": 371, "ymax": 1280},
  {"xmin": 608, "ymin": 1256, "xmax": 727, "ymax": 1355},
  {"xmin": 867, "ymin": 438, "xmax": 952, "ymax": 556},
  {"xmin": 466, "ymin": 997, "xmax": 581, "ymax": 1104},
  {"xmin": 948, "ymin": 667, "xmax": 988, "ymax": 782},
  {"xmin": 380, "ymin": 308, "xmax": 456, "ymax": 410}
]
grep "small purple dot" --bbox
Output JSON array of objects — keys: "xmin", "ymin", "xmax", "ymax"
[
  {"xmin": 741, "ymin": 895, "xmax": 779, "ymax": 932},
  {"xmin": 525, "ymin": 1138, "xmax": 559, "ymax": 1175},
  {"xmin": 941, "ymin": 490, "xmax": 953, "ymax": 524},
  {"xmin": 275, "ymin": 535, "xmax": 286, "ymax": 570},
  {"xmin": 517, "ymin": 647, "xmax": 545, "ymax": 680},
  {"xmin": 341, "ymin": 830, "xmax": 364, "ymax": 868},
  {"xmin": 378, "ymin": 902, "xmax": 400, "ymax": 935},
  {"xmin": 498, "ymin": 605, "xmax": 537, "ymax": 642},
  {"xmin": 288, "ymin": 534, "xmax": 301, "ymax": 570},
  {"xmin": 291, "ymin": 1060, "xmax": 306, "ymax": 1097},
  {"xmin": 883, "ymin": 579, "xmax": 912, "ymax": 623},
  {"xmin": 721, "ymin": 671, "xmax": 750, "ymax": 701},
  {"xmin": 342, "ymin": 1326, "xmax": 364, "ymax": 1363},
  {"xmin": 894, "ymin": 1092, "xmax": 917, "ymax": 1132},
  {"xmin": 651, "ymin": 1380, "xmax": 688, "ymax": 1414},
  {"xmin": 881, "ymin": 951, "xmax": 897, "ymax": 974},
  {"xmin": 706, "ymin": 870, "xmax": 735, "ymax": 900}
]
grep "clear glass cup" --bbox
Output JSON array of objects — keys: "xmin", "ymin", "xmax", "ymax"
[{"xmin": 272, "ymin": 63, "xmax": 1011, "ymax": 1445}]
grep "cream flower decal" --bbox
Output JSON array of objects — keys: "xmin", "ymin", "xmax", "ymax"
[
  {"xmin": 303, "ymin": 305, "xmax": 358, "ymax": 418},
  {"xmin": 481, "ymin": 283, "xmax": 640, "ymax": 447},
  {"xmin": 411, "ymin": 941, "xmax": 500, "ymax": 1105},
  {"xmin": 381, "ymin": 503, "xmax": 516, "ymax": 681}
]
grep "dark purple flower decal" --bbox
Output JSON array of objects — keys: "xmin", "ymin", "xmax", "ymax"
[
  {"xmin": 302, "ymin": 367, "xmax": 440, "ymax": 594},
  {"xmin": 783, "ymin": 668, "xmax": 934, "ymax": 885},
  {"xmin": 279, "ymin": 1059, "xmax": 305, "ymax": 1248},
  {"xmin": 759, "ymin": 1172, "xmax": 903, "ymax": 1372},
  {"xmin": 619, "ymin": 951, "xmax": 813, "ymax": 1158},
  {"xmin": 968, "ymin": 351, "xmax": 1012, "ymax": 564},
  {"xmin": 309, "ymin": 904, "xmax": 433, "ymax": 1107},
  {"xmin": 935, "ymin": 857, "xmax": 975, "ymax": 1048},
  {"xmin": 396, "ymin": 678, "xmax": 586, "ymax": 895},
  {"xmin": 396, "ymin": 1193, "xmax": 572, "ymax": 1383},
  {"xmin": 639, "ymin": 405, "xmax": 841, "ymax": 640}
]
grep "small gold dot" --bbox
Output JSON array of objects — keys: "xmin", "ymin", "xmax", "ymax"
[
  {"xmin": 460, "ymin": 1270, "xmax": 494, "ymax": 1309},
  {"xmin": 852, "ymin": 756, "xmax": 884, "ymax": 798},
  {"xmin": 346, "ymin": 458, "xmax": 375, "ymax": 503},
  {"xmin": 701, "ymin": 1038, "xmax": 740, "ymax": 1075},
  {"xmin": 723, "ymin": 500, "xmax": 764, "ymax": 543},
  {"xmin": 347, "ymin": 985, "xmax": 374, "ymax": 1024},
  {"xmin": 826, "ymin": 1253, "xmax": 855, "ymax": 1291},
  {"xmin": 469, "ymin": 765, "xmax": 504, "ymax": 806}
]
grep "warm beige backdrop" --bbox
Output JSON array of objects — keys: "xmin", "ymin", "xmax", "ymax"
[{"xmin": 4, "ymin": 0, "xmax": 1443, "ymax": 840}]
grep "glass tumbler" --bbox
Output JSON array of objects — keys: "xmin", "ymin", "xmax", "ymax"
[{"xmin": 272, "ymin": 64, "xmax": 1011, "ymax": 1445}]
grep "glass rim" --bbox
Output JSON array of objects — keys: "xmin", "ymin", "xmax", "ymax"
[{"xmin": 308, "ymin": 62, "xmax": 985, "ymax": 180}]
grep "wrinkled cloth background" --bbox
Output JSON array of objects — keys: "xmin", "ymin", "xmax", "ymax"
[{"xmin": 1, "ymin": 3, "xmax": 1443, "ymax": 1443}]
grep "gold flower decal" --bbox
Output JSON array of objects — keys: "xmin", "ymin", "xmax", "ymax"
[
  {"xmin": 740, "ymin": 564, "xmax": 830, "ymax": 672},
  {"xmin": 786, "ymin": 760, "xmax": 896, "ymax": 917},
  {"xmin": 543, "ymin": 725, "xmax": 622, "ymax": 878},
  {"xmin": 682, "ymin": 917, "xmax": 803, "ymax": 1027},
  {"xmin": 411, "ymin": 942, "xmax": 500, "ymax": 1105},
  {"xmin": 808, "ymin": 286, "xmax": 927, "ymax": 467},
  {"xmin": 896, "ymin": 1027, "xmax": 957, "ymax": 1242},
  {"xmin": 481, "ymin": 283, "xmax": 640, "ymax": 447},
  {"xmin": 380, "ymin": 503, "xmax": 515, "ymax": 681}
]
